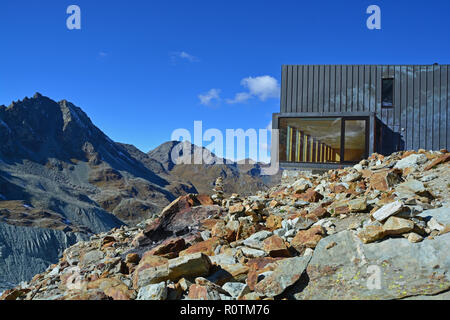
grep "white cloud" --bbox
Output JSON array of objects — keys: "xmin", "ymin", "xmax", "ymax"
[
  {"xmin": 170, "ymin": 51, "xmax": 199, "ymax": 63},
  {"xmin": 241, "ymin": 76, "xmax": 280, "ymax": 101},
  {"xmin": 226, "ymin": 92, "xmax": 252, "ymax": 104},
  {"xmin": 226, "ymin": 75, "xmax": 280, "ymax": 104},
  {"xmin": 198, "ymin": 89, "xmax": 221, "ymax": 106}
]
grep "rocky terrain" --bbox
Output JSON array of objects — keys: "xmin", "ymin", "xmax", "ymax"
[
  {"xmin": 2, "ymin": 149, "xmax": 449, "ymax": 300},
  {"xmin": 0, "ymin": 93, "xmax": 277, "ymax": 292}
]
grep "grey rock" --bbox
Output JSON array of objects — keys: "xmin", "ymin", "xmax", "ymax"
[
  {"xmin": 294, "ymin": 217, "xmax": 316, "ymax": 231},
  {"xmin": 209, "ymin": 253, "xmax": 237, "ymax": 267},
  {"xmin": 372, "ymin": 201, "xmax": 404, "ymax": 221},
  {"xmin": 427, "ymin": 218, "xmax": 444, "ymax": 232},
  {"xmin": 137, "ymin": 282, "xmax": 167, "ymax": 300},
  {"xmin": 418, "ymin": 207, "xmax": 450, "ymax": 226},
  {"xmin": 241, "ymin": 247, "xmax": 266, "ymax": 258},
  {"xmin": 273, "ymin": 228, "xmax": 286, "ymax": 237},
  {"xmin": 293, "ymin": 200, "xmax": 310, "ymax": 208},
  {"xmin": 200, "ymin": 230, "xmax": 211, "ymax": 241},
  {"xmin": 394, "ymin": 154, "xmax": 428, "ymax": 169},
  {"xmin": 222, "ymin": 282, "xmax": 248, "ymax": 298},
  {"xmin": 168, "ymin": 253, "xmax": 212, "ymax": 281},
  {"xmin": 254, "ymin": 255, "xmax": 312, "ymax": 298},
  {"xmin": 242, "ymin": 230, "xmax": 272, "ymax": 249},
  {"xmin": 80, "ymin": 250, "xmax": 104, "ymax": 267},
  {"xmin": 294, "ymin": 230, "xmax": 450, "ymax": 300},
  {"xmin": 342, "ymin": 172, "xmax": 362, "ymax": 183},
  {"xmin": 395, "ymin": 180, "xmax": 426, "ymax": 199}
]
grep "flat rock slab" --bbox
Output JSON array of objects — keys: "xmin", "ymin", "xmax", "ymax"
[
  {"xmin": 418, "ymin": 207, "xmax": 450, "ymax": 226},
  {"xmin": 372, "ymin": 201, "xmax": 404, "ymax": 222},
  {"xmin": 294, "ymin": 230, "xmax": 450, "ymax": 300}
]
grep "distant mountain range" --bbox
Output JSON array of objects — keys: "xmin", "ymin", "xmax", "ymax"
[{"xmin": 0, "ymin": 93, "xmax": 280, "ymax": 290}]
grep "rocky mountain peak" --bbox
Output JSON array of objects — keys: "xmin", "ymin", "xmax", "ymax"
[{"xmin": 148, "ymin": 140, "xmax": 225, "ymax": 171}]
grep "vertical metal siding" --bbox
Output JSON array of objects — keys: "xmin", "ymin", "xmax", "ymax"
[
  {"xmin": 406, "ymin": 66, "xmax": 414, "ymax": 149},
  {"xmin": 433, "ymin": 65, "xmax": 440, "ymax": 150},
  {"xmin": 400, "ymin": 66, "xmax": 407, "ymax": 146},
  {"xmin": 280, "ymin": 65, "xmax": 450, "ymax": 151},
  {"xmin": 281, "ymin": 65, "xmax": 287, "ymax": 113},
  {"xmin": 442, "ymin": 66, "xmax": 448, "ymax": 149}
]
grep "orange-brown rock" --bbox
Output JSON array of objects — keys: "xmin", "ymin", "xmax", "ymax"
[
  {"xmin": 63, "ymin": 290, "xmax": 110, "ymax": 300},
  {"xmin": 132, "ymin": 255, "xmax": 169, "ymax": 289},
  {"xmin": 245, "ymin": 257, "xmax": 281, "ymax": 290},
  {"xmin": 291, "ymin": 226, "xmax": 325, "ymax": 254},
  {"xmin": 201, "ymin": 219, "xmax": 221, "ymax": 230},
  {"xmin": 294, "ymin": 188, "xmax": 324, "ymax": 202},
  {"xmin": 102, "ymin": 236, "xmax": 116, "ymax": 246},
  {"xmin": 229, "ymin": 203, "xmax": 245, "ymax": 214},
  {"xmin": 236, "ymin": 219, "xmax": 260, "ymax": 241},
  {"xmin": 263, "ymin": 235, "xmax": 290, "ymax": 258},
  {"xmin": 309, "ymin": 206, "xmax": 329, "ymax": 219},
  {"xmin": 268, "ymin": 199, "xmax": 280, "ymax": 208},
  {"xmin": 147, "ymin": 237, "xmax": 186, "ymax": 259},
  {"xmin": 197, "ymin": 194, "xmax": 214, "ymax": 206},
  {"xmin": 220, "ymin": 263, "xmax": 250, "ymax": 283},
  {"xmin": 368, "ymin": 170, "xmax": 402, "ymax": 191},
  {"xmin": 87, "ymin": 277, "xmax": 135, "ymax": 300},
  {"xmin": 266, "ymin": 215, "xmax": 283, "ymax": 231},
  {"xmin": 357, "ymin": 225, "xmax": 386, "ymax": 244},
  {"xmin": 178, "ymin": 237, "xmax": 221, "ymax": 256},
  {"xmin": 332, "ymin": 184, "xmax": 348, "ymax": 193},
  {"xmin": 188, "ymin": 284, "xmax": 220, "ymax": 300},
  {"xmin": 125, "ymin": 253, "xmax": 140, "ymax": 264},
  {"xmin": 424, "ymin": 153, "xmax": 450, "ymax": 171},
  {"xmin": 269, "ymin": 188, "xmax": 286, "ymax": 198},
  {"xmin": 211, "ymin": 220, "xmax": 236, "ymax": 242}
]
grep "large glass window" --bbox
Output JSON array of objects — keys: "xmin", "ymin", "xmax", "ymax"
[
  {"xmin": 279, "ymin": 117, "xmax": 368, "ymax": 164},
  {"xmin": 344, "ymin": 120, "xmax": 366, "ymax": 162},
  {"xmin": 279, "ymin": 118, "xmax": 342, "ymax": 163}
]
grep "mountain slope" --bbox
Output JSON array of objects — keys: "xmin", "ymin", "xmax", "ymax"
[
  {"xmin": 0, "ymin": 93, "xmax": 278, "ymax": 291},
  {"xmin": 0, "ymin": 94, "xmax": 179, "ymax": 289}
]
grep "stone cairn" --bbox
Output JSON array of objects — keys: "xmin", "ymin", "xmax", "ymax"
[{"xmin": 211, "ymin": 176, "xmax": 224, "ymax": 204}]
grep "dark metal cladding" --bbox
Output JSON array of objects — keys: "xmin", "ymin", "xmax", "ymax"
[{"xmin": 278, "ymin": 65, "xmax": 450, "ymax": 151}]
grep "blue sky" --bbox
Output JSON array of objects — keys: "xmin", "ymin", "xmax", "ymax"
[{"xmin": 1, "ymin": 0, "xmax": 449, "ymax": 161}]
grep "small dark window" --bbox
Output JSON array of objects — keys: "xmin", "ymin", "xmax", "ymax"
[{"xmin": 382, "ymin": 78, "xmax": 394, "ymax": 108}]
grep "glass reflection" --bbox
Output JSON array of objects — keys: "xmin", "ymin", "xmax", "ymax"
[
  {"xmin": 344, "ymin": 120, "xmax": 366, "ymax": 162},
  {"xmin": 279, "ymin": 118, "xmax": 341, "ymax": 163}
]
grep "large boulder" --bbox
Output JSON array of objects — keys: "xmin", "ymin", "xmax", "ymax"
[
  {"xmin": 144, "ymin": 195, "xmax": 225, "ymax": 241},
  {"xmin": 294, "ymin": 230, "xmax": 450, "ymax": 300}
]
